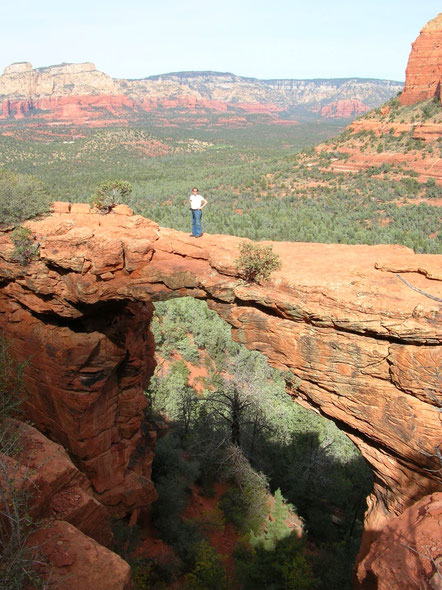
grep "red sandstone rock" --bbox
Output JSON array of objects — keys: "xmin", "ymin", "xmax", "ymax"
[
  {"xmin": 412, "ymin": 123, "xmax": 442, "ymax": 141},
  {"xmin": 327, "ymin": 115, "xmax": 442, "ymax": 184},
  {"xmin": 320, "ymin": 99, "xmax": 370, "ymax": 118},
  {"xmin": 29, "ymin": 520, "xmax": 132, "ymax": 590},
  {"xmin": 0, "ymin": 421, "xmax": 132, "ymax": 588},
  {"xmin": 356, "ymin": 493, "xmax": 442, "ymax": 590},
  {"xmin": 0, "ymin": 419, "xmax": 112, "ymax": 546},
  {"xmin": 0, "ymin": 95, "xmax": 137, "ymax": 125},
  {"xmin": 51, "ymin": 201, "xmax": 71, "ymax": 213},
  {"xmin": 113, "ymin": 204, "xmax": 134, "ymax": 216},
  {"xmin": 347, "ymin": 118, "xmax": 434, "ymax": 139},
  {"xmin": 0, "ymin": 209, "xmax": 440, "ymax": 583},
  {"xmin": 71, "ymin": 202, "xmax": 91, "ymax": 214},
  {"xmin": 0, "ymin": 93, "xmax": 282, "ymax": 128},
  {"xmin": 400, "ymin": 13, "xmax": 442, "ymax": 106},
  {"xmin": 0, "ymin": 257, "xmax": 158, "ymax": 517}
]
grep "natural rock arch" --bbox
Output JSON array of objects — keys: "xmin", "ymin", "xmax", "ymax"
[{"xmin": 0, "ymin": 204, "xmax": 441, "ymax": 570}]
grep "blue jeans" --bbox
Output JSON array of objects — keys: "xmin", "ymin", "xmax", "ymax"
[{"xmin": 191, "ymin": 209, "xmax": 202, "ymax": 236}]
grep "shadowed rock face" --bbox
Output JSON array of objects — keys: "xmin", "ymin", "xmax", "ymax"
[
  {"xmin": 0, "ymin": 421, "xmax": 134, "ymax": 589},
  {"xmin": 0, "ymin": 205, "xmax": 441, "ymax": 584},
  {"xmin": 356, "ymin": 492, "xmax": 442, "ymax": 589}
]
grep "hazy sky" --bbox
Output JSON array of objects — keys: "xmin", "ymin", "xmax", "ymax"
[{"xmin": 1, "ymin": 1, "xmax": 440, "ymax": 81}]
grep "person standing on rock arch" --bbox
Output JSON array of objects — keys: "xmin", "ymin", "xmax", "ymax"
[{"xmin": 189, "ymin": 187, "xmax": 207, "ymax": 238}]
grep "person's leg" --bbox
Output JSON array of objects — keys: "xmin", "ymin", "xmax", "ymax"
[
  {"xmin": 194, "ymin": 209, "xmax": 202, "ymax": 236},
  {"xmin": 191, "ymin": 209, "xmax": 197, "ymax": 236}
]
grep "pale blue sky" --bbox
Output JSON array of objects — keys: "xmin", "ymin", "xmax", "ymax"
[{"xmin": 1, "ymin": 1, "xmax": 440, "ymax": 81}]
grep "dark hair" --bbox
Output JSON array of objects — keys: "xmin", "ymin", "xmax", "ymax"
[{"xmin": 192, "ymin": 187, "xmax": 198, "ymax": 192}]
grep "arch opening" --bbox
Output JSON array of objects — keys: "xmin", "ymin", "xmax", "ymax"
[{"xmin": 143, "ymin": 296, "xmax": 374, "ymax": 588}]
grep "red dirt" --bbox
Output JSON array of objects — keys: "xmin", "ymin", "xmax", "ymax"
[
  {"xmin": 183, "ymin": 482, "xmax": 241, "ymax": 584},
  {"xmin": 156, "ymin": 349, "xmax": 214, "ymax": 394},
  {"xmin": 133, "ymin": 482, "xmax": 240, "ymax": 588},
  {"xmin": 135, "ymin": 520, "xmax": 177, "ymax": 562}
]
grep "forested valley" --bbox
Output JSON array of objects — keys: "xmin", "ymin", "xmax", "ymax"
[{"xmin": 1, "ymin": 96, "xmax": 441, "ymax": 253}]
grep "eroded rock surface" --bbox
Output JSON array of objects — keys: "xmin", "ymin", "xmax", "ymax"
[
  {"xmin": 0, "ymin": 206, "xmax": 440, "ymax": 576},
  {"xmin": 0, "ymin": 420, "xmax": 134, "ymax": 589},
  {"xmin": 1, "ymin": 419, "xmax": 113, "ymax": 545},
  {"xmin": 29, "ymin": 520, "xmax": 132, "ymax": 590},
  {"xmin": 356, "ymin": 492, "xmax": 442, "ymax": 590}
]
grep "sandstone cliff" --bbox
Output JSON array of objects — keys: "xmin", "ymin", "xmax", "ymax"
[
  {"xmin": 317, "ymin": 98, "xmax": 370, "ymax": 118},
  {"xmin": 1, "ymin": 420, "xmax": 132, "ymax": 589},
  {"xmin": 400, "ymin": 13, "xmax": 442, "ymax": 106},
  {"xmin": 316, "ymin": 14, "xmax": 442, "ymax": 185},
  {"xmin": 0, "ymin": 62, "xmax": 118, "ymax": 98},
  {"xmin": 119, "ymin": 72, "xmax": 400, "ymax": 113},
  {"xmin": 0, "ymin": 205, "xmax": 440, "ymax": 588}
]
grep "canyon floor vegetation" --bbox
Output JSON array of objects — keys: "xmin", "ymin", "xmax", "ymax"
[{"xmin": 122, "ymin": 297, "xmax": 373, "ymax": 589}]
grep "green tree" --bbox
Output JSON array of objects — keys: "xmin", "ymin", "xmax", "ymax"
[
  {"xmin": 91, "ymin": 179, "xmax": 132, "ymax": 212},
  {"xmin": 0, "ymin": 169, "xmax": 51, "ymax": 228},
  {"xmin": 184, "ymin": 540, "xmax": 229, "ymax": 590},
  {"xmin": 237, "ymin": 533, "xmax": 316, "ymax": 590},
  {"xmin": 10, "ymin": 226, "xmax": 39, "ymax": 265},
  {"xmin": 235, "ymin": 242, "xmax": 282, "ymax": 283},
  {"xmin": 218, "ymin": 445, "xmax": 269, "ymax": 534},
  {"xmin": 250, "ymin": 488, "xmax": 292, "ymax": 551}
]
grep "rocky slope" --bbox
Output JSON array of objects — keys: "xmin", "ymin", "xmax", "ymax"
[
  {"xmin": 1, "ymin": 420, "xmax": 132, "ymax": 589},
  {"xmin": 0, "ymin": 204, "xmax": 440, "ymax": 588},
  {"xmin": 322, "ymin": 13, "xmax": 442, "ymax": 183},
  {"xmin": 325, "ymin": 99, "xmax": 442, "ymax": 184},
  {"xmin": 0, "ymin": 61, "xmax": 402, "ymax": 128}
]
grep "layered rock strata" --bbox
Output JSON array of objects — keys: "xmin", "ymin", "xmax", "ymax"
[
  {"xmin": 0, "ymin": 290, "xmax": 158, "ymax": 517},
  {"xmin": 0, "ymin": 61, "xmax": 402, "ymax": 125},
  {"xmin": 0, "ymin": 205, "xmax": 440, "ymax": 588},
  {"xmin": 317, "ymin": 99, "xmax": 370, "ymax": 118},
  {"xmin": 0, "ymin": 420, "xmax": 132, "ymax": 588}
]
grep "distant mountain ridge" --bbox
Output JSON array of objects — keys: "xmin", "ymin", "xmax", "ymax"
[
  {"xmin": 0, "ymin": 61, "xmax": 403, "ymax": 129},
  {"xmin": 122, "ymin": 70, "xmax": 401, "ymax": 109}
]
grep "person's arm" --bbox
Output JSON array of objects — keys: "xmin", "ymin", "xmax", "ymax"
[{"xmin": 200, "ymin": 197, "xmax": 208, "ymax": 209}]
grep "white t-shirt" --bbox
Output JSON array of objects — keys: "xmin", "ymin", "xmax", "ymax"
[{"xmin": 190, "ymin": 194, "xmax": 205, "ymax": 209}]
